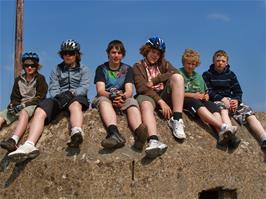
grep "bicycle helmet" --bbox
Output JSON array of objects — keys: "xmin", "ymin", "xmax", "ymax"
[
  {"xmin": 60, "ymin": 39, "xmax": 80, "ymax": 51},
  {"xmin": 21, "ymin": 52, "xmax": 39, "ymax": 63},
  {"xmin": 146, "ymin": 36, "xmax": 166, "ymax": 52}
]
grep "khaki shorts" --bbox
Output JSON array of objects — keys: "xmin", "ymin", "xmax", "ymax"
[
  {"xmin": 0, "ymin": 105, "xmax": 36, "ymax": 125},
  {"xmin": 92, "ymin": 96, "xmax": 139, "ymax": 111}
]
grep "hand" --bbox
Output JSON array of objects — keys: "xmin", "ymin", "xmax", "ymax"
[
  {"xmin": 146, "ymin": 81, "xmax": 153, "ymax": 88},
  {"xmin": 193, "ymin": 92, "xmax": 205, "ymax": 100},
  {"xmin": 112, "ymin": 93, "xmax": 125, "ymax": 108},
  {"xmin": 54, "ymin": 90, "xmax": 74, "ymax": 109},
  {"xmin": 8, "ymin": 104, "xmax": 25, "ymax": 115},
  {"xmin": 221, "ymin": 97, "xmax": 231, "ymax": 109},
  {"xmin": 158, "ymin": 99, "xmax": 172, "ymax": 119},
  {"xmin": 203, "ymin": 93, "xmax": 209, "ymax": 101},
  {"xmin": 229, "ymin": 99, "xmax": 238, "ymax": 112}
]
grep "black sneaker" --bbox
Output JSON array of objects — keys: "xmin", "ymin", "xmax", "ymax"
[
  {"xmin": 101, "ymin": 130, "xmax": 126, "ymax": 149},
  {"xmin": 228, "ymin": 135, "xmax": 241, "ymax": 149},
  {"xmin": 0, "ymin": 138, "xmax": 17, "ymax": 152},
  {"xmin": 67, "ymin": 132, "xmax": 83, "ymax": 148},
  {"xmin": 261, "ymin": 140, "xmax": 266, "ymax": 151}
]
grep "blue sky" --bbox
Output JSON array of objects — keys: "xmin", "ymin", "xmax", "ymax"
[{"xmin": 1, "ymin": 0, "xmax": 265, "ymax": 111}]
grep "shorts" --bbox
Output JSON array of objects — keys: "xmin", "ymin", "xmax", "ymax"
[
  {"xmin": 91, "ymin": 96, "xmax": 139, "ymax": 111},
  {"xmin": 0, "ymin": 105, "xmax": 36, "ymax": 125},
  {"xmin": 184, "ymin": 97, "xmax": 220, "ymax": 117},
  {"xmin": 38, "ymin": 95, "xmax": 89, "ymax": 124},
  {"xmin": 136, "ymin": 80, "xmax": 173, "ymax": 109},
  {"xmin": 215, "ymin": 101, "xmax": 255, "ymax": 125}
]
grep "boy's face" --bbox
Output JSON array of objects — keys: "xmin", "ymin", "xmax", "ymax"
[
  {"xmin": 214, "ymin": 56, "xmax": 228, "ymax": 73},
  {"xmin": 183, "ymin": 60, "xmax": 197, "ymax": 76},
  {"xmin": 62, "ymin": 51, "xmax": 77, "ymax": 66},
  {"xmin": 146, "ymin": 48, "xmax": 161, "ymax": 65},
  {"xmin": 23, "ymin": 59, "xmax": 38, "ymax": 75},
  {"xmin": 108, "ymin": 47, "xmax": 123, "ymax": 66}
]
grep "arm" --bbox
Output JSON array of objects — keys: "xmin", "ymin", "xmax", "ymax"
[
  {"xmin": 72, "ymin": 65, "xmax": 89, "ymax": 96},
  {"xmin": 24, "ymin": 74, "xmax": 48, "ymax": 106},
  {"xmin": 10, "ymin": 78, "xmax": 22, "ymax": 106},
  {"xmin": 49, "ymin": 67, "xmax": 61, "ymax": 98},
  {"xmin": 230, "ymin": 71, "xmax": 243, "ymax": 103}
]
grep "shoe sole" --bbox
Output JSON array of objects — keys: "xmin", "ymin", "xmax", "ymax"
[
  {"xmin": 0, "ymin": 143, "xmax": 17, "ymax": 152},
  {"xmin": 218, "ymin": 131, "xmax": 233, "ymax": 146},
  {"xmin": 101, "ymin": 138, "xmax": 125, "ymax": 149},
  {"xmin": 8, "ymin": 150, "xmax": 40, "ymax": 163},
  {"xmin": 68, "ymin": 133, "xmax": 83, "ymax": 148},
  {"xmin": 145, "ymin": 146, "xmax": 168, "ymax": 159},
  {"xmin": 168, "ymin": 121, "xmax": 186, "ymax": 139}
]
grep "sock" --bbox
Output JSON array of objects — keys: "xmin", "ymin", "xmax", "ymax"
[
  {"xmin": 260, "ymin": 133, "xmax": 266, "ymax": 142},
  {"xmin": 25, "ymin": 140, "xmax": 35, "ymax": 146},
  {"xmin": 147, "ymin": 135, "xmax": 159, "ymax": 142},
  {"xmin": 107, "ymin": 124, "xmax": 119, "ymax": 135},
  {"xmin": 71, "ymin": 127, "xmax": 83, "ymax": 135},
  {"xmin": 220, "ymin": 123, "xmax": 228, "ymax": 131},
  {"xmin": 11, "ymin": 135, "xmax": 20, "ymax": 144},
  {"xmin": 173, "ymin": 112, "xmax": 182, "ymax": 120}
]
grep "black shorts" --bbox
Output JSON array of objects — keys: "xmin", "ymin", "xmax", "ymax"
[
  {"xmin": 183, "ymin": 97, "xmax": 220, "ymax": 117},
  {"xmin": 38, "ymin": 95, "xmax": 89, "ymax": 124}
]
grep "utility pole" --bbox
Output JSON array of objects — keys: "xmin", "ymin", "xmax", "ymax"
[{"xmin": 14, "ymin": 0, "xmax": 24, "ymax": 78}]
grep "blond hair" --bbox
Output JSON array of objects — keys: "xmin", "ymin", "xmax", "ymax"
[{"xmin": 182, "ymin": 48, "xmax": 200, "ymax": 66}]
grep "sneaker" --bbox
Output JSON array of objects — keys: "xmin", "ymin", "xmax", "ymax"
[
  {"xmin": 101, "ymin": 130, "xmax": 126, "ymax": 149},
  {"xmin": 218, "ymin": 125, "xmax": 234, "ymax": 146},
  {"xmin": 261, "ymin": 140, "xmax": 266, "ymax": 150},
  {"xmin": 67, "ymin": 129, "xmax": 84, "ymax": 148},
  {"xmin": 0, "ymin": 138, "xmax": 17, "ymax": 152},
  {"xmin": 168, "ymin": 117, "xmax": 186, "ymax": 139},
  {"xmin": 145, "ymin": 139, "xmax": 167, "ymax": 158},
  {"xmin": 228, "ymin": 134, "xmax": 241, "ymax": 149},
  {"xmin": 231, "ymin": 125, "xmax": 238, "ymax": 134},
  {"xmin": 133, "ymin": 123, "xmax": 148, "ymax": 151},
  {"xmin": 8, "ymin": 143, "xmax": 39, "ymax": 163}
]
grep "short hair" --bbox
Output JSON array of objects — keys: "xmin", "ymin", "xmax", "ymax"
[
  {"xmin": 182, "ymin": 48, "xmax": 200, "ymax": 66},
  {"xmin": 212, "ymin": 50, "xmax": 229, "ymax": 62},
  {"xmin": 139, "ymin": 44, "xmax": 165, "ymax": 62},
  {"xmin": 106, "ymin": 40, "xmax": 126, "ymax": 57}
]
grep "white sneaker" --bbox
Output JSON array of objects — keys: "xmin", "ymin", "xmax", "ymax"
[
  {"xmin": 218, "ymin": 124, "xmax": 234, "ymax": 146},
  {"xmin": 168, "ymin": 117, "xmax": 186, "ymax": 139},
  {"xmin": 145, "ymin": 139, "xmax": 167, "ymax": 158},
  {"xmin": 8, "ymin": 142, "xmax": 40, "ymax": 163},
  {"xmin": 231, "ymin": 125, "xmax": 238, "ymax": 134}
]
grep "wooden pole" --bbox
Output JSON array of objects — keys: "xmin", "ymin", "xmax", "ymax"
[{"xmin": 14, "ymin": 0, "xmax": 24, "ymax": 78}]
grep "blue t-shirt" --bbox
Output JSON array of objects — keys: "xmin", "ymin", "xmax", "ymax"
[{"xmin": 94, "ymin": 62, "xmax": 133, "ymax": 92}]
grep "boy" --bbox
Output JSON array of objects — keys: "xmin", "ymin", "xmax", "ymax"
[
  {"xmin": 0, "ymin": 52, "xmax": 47, "ymax": 152},
  {"xmin": 202, "ymin": 50, "xmax": 266, "ymax": 150},
  {"xmin": 8, "ymin": 39, "xmax": 90, "ymax": 162},
  {"xmin": 179, "ymin": 49, "xmax": 239, "ymax": 147},
  {"xmin": 92, "ymin": 40, "xmax": 147, "ymax": 151}
]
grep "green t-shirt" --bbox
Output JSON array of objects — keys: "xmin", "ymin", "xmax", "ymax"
[{"xmin": 179, "ymin": 67, "xmax": 207, "ymax": 93}]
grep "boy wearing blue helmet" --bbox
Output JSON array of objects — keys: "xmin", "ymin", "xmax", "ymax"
[
  {"xmin": 0, "ymin": 52, "xmax": 48, "ymax": 152},
  {"xmin": 133, "ymin": 36, "xmax": 185, "ymax": 158},
  {"xmin": 8, "ymin": 39, "xmax": 90, "ymax": 162}
]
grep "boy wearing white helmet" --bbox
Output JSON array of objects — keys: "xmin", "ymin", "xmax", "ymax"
[
  {"xmin": 8, "ymin": 39, "xmax": 90, "ymax": 162},
  {"xmin": 0, "ymin": 52, "xmax": 48, "ymax": 152}
]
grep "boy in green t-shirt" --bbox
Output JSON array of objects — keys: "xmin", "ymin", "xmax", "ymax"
[{"xmin": 179, "ymin": 49, "xmax": 240, "ymax": 148}]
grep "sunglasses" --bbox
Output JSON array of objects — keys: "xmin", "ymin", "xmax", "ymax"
[
  {"xmin": 62, "ymin": 51, "xmax": 76, "ymax": 56},
  {"xmin": 23, "ymin": 64, "xmax": 37, "ymax": 68}
]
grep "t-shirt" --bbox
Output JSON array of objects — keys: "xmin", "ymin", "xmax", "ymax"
[
  {"xmin": 179, "ymin": 67, "xmax": 207, "ymax": 93},
  {"xmin": 94, "ymin": 62, "xmax": 133, "ymax": 92}
]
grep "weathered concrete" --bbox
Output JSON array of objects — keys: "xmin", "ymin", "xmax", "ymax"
[{"xmin": 0, "ymin": 109, "xmax": 265, "ymax": 199}]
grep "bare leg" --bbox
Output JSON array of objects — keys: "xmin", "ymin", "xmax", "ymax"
[
  {"xmin": 68, "ymin": 101, "xmax": 83, "ymax": 128},
  {"xmin": 220, "ymin": 109, "xmax": 232, "ymax": 126},
  {"xmin": 140, "ymin": 101, "xmax": 157, "ymax": 137},
  {"xmin": 0, "ymin": 116, "xmax": 6, "ymax": 129},
  {"xmin": 170, "ymin": 74, "xmax": 184, "ymax": 112},
  {"xmin": 13, "ymin": 110, "xmax": 29, "ymax": 138},
  {"xmin": 197, "ymin": 107, "xmax": 223, "ymax": 133},
  {"xmin": 246, "ymin": 115, "xmax": 266, "ymax": 138},
  {"xmin": 127, "ymin": 106, "xmax": 142, "ymax": 131},
  {"xmin": 99, "ymin": 101, "xmax": 117, "ymax": 127},
  {"xmin": 27, "ymin": 107, "xmax": 47, "ymax": 144}
]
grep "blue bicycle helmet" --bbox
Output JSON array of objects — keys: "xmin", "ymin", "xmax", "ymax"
[
  {"xmin": 146, "ymin": 36, "xmax": 166, "ymax": 52},
  {"xmin": 21, "ymin": 52, "xmax": 39, "ymax": 63},
  {"xmin": 60, "ymin": 39, "xmax": 80, "ymax": 51}
]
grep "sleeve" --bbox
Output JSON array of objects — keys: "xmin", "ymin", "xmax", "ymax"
[
  {"xmin": 49, "ymin": 67, "xmax": 61, "ymax": 98},
  {"xmin": 94, "ymin": 65, "xmax": 106, "ymax": 84},
  {"xmin": 124, "ymin": 66, "xmax": 133, "ymax": 84},
  {"xmin": 132, "ymin": 63, "xmax": 162, "ymax": 102},
  {"xmin": 24, "ymin": 74, "xmax": 48, "ymax": 106},
  {"xmin": 202, "ymin": 71, "xmax": 224, "ymax": 101},
  {"xmin": 73, "ymin": 65, "xmax": 90, "ymax": 96},
  {"xmin": 151, "ymin": 61, "xmax": 179, "ymax": 85},
  {"xmin": 10, "ymin": 78, "xmax": 22, "ymax": 106},
  {"xmin": 230, "ymin": 71, "xmax": 243, "ymax": 102}
]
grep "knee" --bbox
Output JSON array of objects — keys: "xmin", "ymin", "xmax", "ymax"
[
  {"xmin": 35, "ymin": 107, "xmax": 47, "ymax": 118},
  {"xmin": 69, "ymin": 101, "xmax": 82, "ymax": 111},
  {"xmin": 170, "ymin": 73, "xmax": 184, "ymax": 85},
  {"xmin": 140, "ymin": 101, "xmax": 154, "ymax": 112}
]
